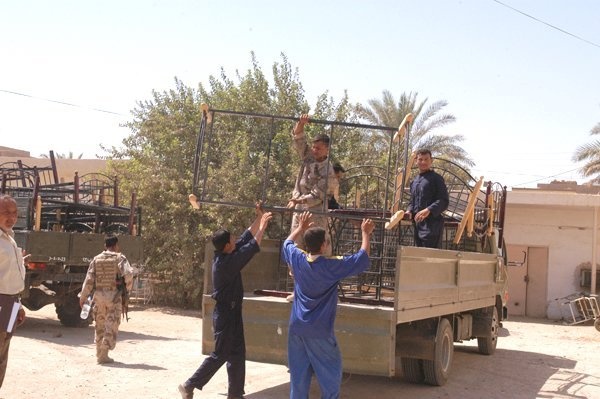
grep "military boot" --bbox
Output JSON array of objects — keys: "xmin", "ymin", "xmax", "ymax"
[{"xmin": 97, "ymin": 347, "xmax": 114, "ymax": 364}]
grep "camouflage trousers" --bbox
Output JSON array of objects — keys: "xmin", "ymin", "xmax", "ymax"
[{"xmin": 93, "ymin": 291, "xmax": 122, "ymax": 351}]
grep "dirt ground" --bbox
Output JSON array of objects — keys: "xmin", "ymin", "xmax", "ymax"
[{"xmin": 2, "ymin": 302, "xmax": 600, "ymax": 399}]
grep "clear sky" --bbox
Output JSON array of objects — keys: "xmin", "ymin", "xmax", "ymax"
[{"xmin": 1, "ymin": 0, "xmax": 599, "ymax": 189}]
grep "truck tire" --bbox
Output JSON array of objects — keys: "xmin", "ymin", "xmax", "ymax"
[
  {"xmin": 401, "ymin": 358, "xmax": 424, "ymax": 383},
  {"xmin": 56, "ymin": 295, "xmax": 92, "ymax": 328},
  {"xmin": 423, "ymin": 318, "xmax": 453, "ymax": 386},
  {"xmin": 477, "ymin": 306, "xmax": 499, "ymax": 355}
]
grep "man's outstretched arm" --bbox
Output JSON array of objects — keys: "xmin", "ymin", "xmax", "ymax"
[
  {"xmin": 247, "ymin": 201, "xmax": 272, "ymax": 246},
  {"xmin": 248, "ymin": 201, "xmax": 265, "ymax": 235},
  {"xmin": 253, "ymin": 212, "xmax": 272, "ymax": 246},
  {"xmin": 360, "ymin": 219, "xmax": 375, "ymax": 255}
]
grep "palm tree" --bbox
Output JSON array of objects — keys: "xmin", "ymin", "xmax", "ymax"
[
  {"xmin": 572, "ymin": 121, "xmax": 600, "ymax": 182},
  {"xmin": 39, "ymin": 151, "xmax": 84, "ymax": 159},
  {"xmin": 358, "ymin": 91, "xmax": 473, "ymax": 168}
]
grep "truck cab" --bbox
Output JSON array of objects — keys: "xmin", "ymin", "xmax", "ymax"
[{"xmin": 1, "ymin": 155, "xmax": 143, "ymax": 326}]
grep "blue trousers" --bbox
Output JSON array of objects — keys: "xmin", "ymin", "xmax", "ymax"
[
  {"xmin": 186, "ymin": 304, "xmax": 246, "ymax": 397},
  {"xmin": 288, "ymin": 333, "xmax": 342, "ymax": 399}
]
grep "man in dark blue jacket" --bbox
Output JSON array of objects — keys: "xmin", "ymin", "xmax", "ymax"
[
  {"xmin": 406, "ymin": 149, "xmax": 449, "ymax": 248},
  {"xmin": 179, "ymin": 204, "xmax": 272, "ymax": 399}
]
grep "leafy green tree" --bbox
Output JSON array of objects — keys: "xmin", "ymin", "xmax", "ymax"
[
  {"xmin": 573, "ymin": 121, "xmax": 600, "ymax": 182},
  {"xmin": 103, "ymin": 79, "xmax": 206, "ymax": 306},
  {"xmin": 103, "ymin": 55, "xmax": 475, "ymax": 308},
  {"xmin": 103, "ymin": 53, "xmax": 352, "ymax": 306},
  {"xmin": 358, "ymin": 90, "xmax": 473, "ymax": 169}
]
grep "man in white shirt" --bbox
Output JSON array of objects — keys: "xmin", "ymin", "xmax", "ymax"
[{"xmin": 0, "ymin": 195, "xmax": 27, "ymax": 387}]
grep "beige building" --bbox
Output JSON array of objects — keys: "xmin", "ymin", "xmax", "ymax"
[
  {"xmin": 0, "ymin": 146, "xmax": 108, "ymax": 183},
  {"xmin": 505, "ymin": 181, "xmax": 600, "ymax": 319},
  {"xmin": 0, "ymin": 146, "xmax": 31, "ymax": 157}
]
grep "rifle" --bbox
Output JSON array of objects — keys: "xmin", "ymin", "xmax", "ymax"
[{"xmin": 117, "ymin": 276, "xmax": 129, "ymax": 322}]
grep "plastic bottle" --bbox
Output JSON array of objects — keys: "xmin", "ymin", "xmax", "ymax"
[{"xmin": 80, "ymin": 296, "xmax": 92, "ymax": 319}]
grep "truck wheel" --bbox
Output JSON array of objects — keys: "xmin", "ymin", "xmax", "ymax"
[
  {"xmin": 56, "ymin": 295, "xmax": 92, "ymax": 328},
  {"xmin": 477, "ymin": 306, "xmax": 499, "ymax": 355},
  {"xmin": 401, "ymin": 358, "xmax": 424, "ymax": 383},
  {"xmin": 423, "ymin": 318, "xmax": 453, "ymax": 386}
]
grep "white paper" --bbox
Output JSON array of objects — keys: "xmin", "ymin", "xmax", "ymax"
[{"xmin": 6, "ymin": 302, "xmax": 21, "ymax": 333}]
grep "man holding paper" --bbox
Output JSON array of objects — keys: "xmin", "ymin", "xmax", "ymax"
[{"xmin": 0, "ymin": 195, "xmax": 27, "ymax": 388}]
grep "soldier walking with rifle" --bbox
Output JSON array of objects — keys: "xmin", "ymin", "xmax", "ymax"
[{"xmin": 80, "ymin": 235, "xmax": 133, "ymax": 364}]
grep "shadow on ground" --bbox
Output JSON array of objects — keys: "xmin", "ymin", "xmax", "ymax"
[
  {"xmin": 245, "ymin": 344, "xmax": 582, "ymax": 399},
  {"xmin": 17, "ymin": 309, "xmax": 178, "ymax": 347}
]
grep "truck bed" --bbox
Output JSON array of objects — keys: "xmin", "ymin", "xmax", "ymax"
[
  {"xmin": 201, "ymin": 241, "xmax": 501, "ymax": 377},
  {"xmin": 395, "ymin": 246, "xmax": 498, "ymax": 323}
]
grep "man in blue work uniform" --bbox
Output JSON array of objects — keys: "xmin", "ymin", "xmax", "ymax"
[
  {"xmin": 406, "ymin": 149, "xmax": 449, "ymax": 248},
  {"xmin": 178, "ymin": 203, "xmax": 272, "ymax": 399},
  {"xmin": 282, "ymin": 211, "xmax": 375, "ymax": 399}
]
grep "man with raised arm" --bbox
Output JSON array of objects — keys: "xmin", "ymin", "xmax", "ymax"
[
  {"xmin": 287, "ymin": 114, "xmax": 338, "ymax": 252},
  {"xmin": 178, "ymin": 203, "xmax": 273, "ymax": 399},
  {"xmin": 282, "ymin": 211, "xmax": 375, "ymax": 399}
]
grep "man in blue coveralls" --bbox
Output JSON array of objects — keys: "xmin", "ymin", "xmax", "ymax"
[
  {"xmin": 282, "ymin": 211, "xmax": 375, "ymax": 399},
  {"xmin": 406, "ymin": 149, "xmax": 449, "ymax": 248},
  {"xmin": 178, "ymin": 203, "xmax": 273, "ymax": 399}
]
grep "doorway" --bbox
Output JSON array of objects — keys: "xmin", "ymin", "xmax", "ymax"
[{"xmin": 506, "ymin": 244, "xmax": 549, "ymax": 318}]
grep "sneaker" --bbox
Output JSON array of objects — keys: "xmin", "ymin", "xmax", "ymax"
[
  {"xmin": 285, "ymin": 293, "xmax": 294, "ymax": 302},
  {"xmin": 178, "ymin": 383, "xmax": 194, "ymax": 399}
]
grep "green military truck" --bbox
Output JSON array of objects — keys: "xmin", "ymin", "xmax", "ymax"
[
  {"xmin": 190, "ymin": 108, "xmax": 509, "ymax": 386},
  {"xmin": 1, "ymin": 154, "xmax": 143, "ymax": 327}
]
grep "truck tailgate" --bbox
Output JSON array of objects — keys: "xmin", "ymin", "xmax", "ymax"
[
  {"xmin": 395, "ymin": 246, "xmax": 498, "ymax": 323},
  {"xmin": 202, "ymin": 295, "xmax": 398, "ymax": 377}
]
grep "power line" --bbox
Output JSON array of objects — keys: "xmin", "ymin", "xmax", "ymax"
[
  {"xmin": 491, "ymin": 0, "xmax": 600, "ymax": 49},
  {"xmin": 0, "ymin": 89, "xmax": 125, "ymax": 116},
  {"xmin": 512, "ymin": 166, "xmax": 583, "ymax": 187}
]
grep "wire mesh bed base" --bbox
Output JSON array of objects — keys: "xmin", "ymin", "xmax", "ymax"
[{"xmin": 190, "ymin": 108, "xmax": 507, "ymax": 302}]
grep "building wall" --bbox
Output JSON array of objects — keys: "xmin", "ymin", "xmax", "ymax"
[
  {"xmin": 505, "ymin": 190, "xmax": 600, "ymax": 319},
  {"xmin": 0, "ymin": 156, "xmax": 109, "ymax": 183},
  {"xmin": 0, "ymin": 146, "xmax": 30, "ymax": 157}
]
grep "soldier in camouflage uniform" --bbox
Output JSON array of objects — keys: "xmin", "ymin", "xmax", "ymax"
[
  {"xmin": 80, "ymin": 235, "xmax": 133, "ymax": 364},
  {"xmin": 285, "ymin": 115, "xmax": 338, "ymax": 302},
  {"xmin": 286, "ymin": 114, "xmax": 338, "ymax": 253}
]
